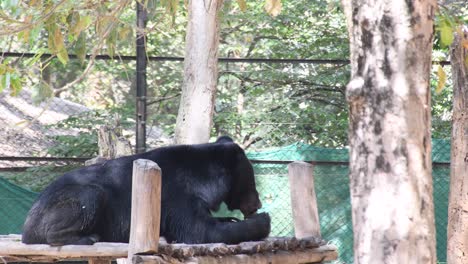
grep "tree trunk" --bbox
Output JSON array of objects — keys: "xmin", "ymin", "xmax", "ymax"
[
  {"xmin": 341, "ymin": 1, "xmax": 437, "ymax": 263},
  {"xmin": 446, "ymin": 28, "xmax": 468, "ymax": 264},
  {"xmin": 174, "ymin": 0, "xmax": 224, "ymax": 144}
]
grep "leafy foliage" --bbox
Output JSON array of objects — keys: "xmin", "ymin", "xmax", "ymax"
[
  {"xmin": 434, "ymin": 1, "xmax": 468, "ymax": 50},
  {"xmin": 431, "ymin": 64, "xmax": 453, "ymax": 140},
  {"xmin": 212, "ymin": 0, "xmax": 350, "ymax": 148},
  {"xmin": 0, "ymin": 59, "xmax": 22, "ymax": 94},
  {"xmin": 0, "ymin": 0, "xmax": 464, "ymax": 153},
  {"xmin": 0, "ymin": 0, "xmax": 135, "ymax": 93}
]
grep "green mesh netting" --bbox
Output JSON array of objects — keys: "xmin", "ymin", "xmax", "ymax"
[
  {"xmin": 0, "ymin": 177, "xmax": 37, "ymax": 234},
  {"xmin": 1, "ymin": 139, "xmax": 451, "ymax": 264}
]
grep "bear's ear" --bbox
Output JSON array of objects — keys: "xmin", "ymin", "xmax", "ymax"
[{"xmin": 215, "ymin": 136, "xmax": 234, "ymax": 143}]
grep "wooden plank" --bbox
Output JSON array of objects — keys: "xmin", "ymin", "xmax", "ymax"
[
  {"xmin": 89, "ymin": 258, "xmax": 112, "ymax": 264},
  {"xmin": 0, "ymin": 242, "xmax": 128, "ymax": 258},
  {"xmin": 288, "ymin": 161, "xmax": 321, "ymax": 239},
  {"xmin": 133, "ymin": 245, "xmax": 338, "ymax": 264},
  {"xmin": 0, "ymin": 236, "xmax": 324, "ymax": 260},
  {"xmin": 128, "ymin": 159, "xmax": 162, "ymax": 261},
  {"xmin": 0, "ymin": 236, "xmax": 333, "ymax": 263},
  {"xmin": 0, "ymin": 234, "xmax": 21, "ymax": 241}
]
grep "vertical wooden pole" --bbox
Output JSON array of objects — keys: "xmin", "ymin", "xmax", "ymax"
[
  {"xmin": 288, "ymin": 161, "xmax": 321, "ymax": 239},
  {"xmin": 128, "ymin": 159, "xmax": 161, "ymax": 263}
]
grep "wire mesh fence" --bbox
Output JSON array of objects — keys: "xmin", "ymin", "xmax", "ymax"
[
  {"xmin": 246, "ymin": 143, "xmax": 450, "ymax": 264},
  {"xmin": 0, "ymin": 158, "xmax": 451, "ymax": 264}
]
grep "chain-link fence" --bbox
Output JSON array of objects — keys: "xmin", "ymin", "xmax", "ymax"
[
  {"xmin": 245, "ymin": 141, "xmax": 451, "ymax": 264},
  {"xmin": 251, "ymin": 162, "xmax": 353, "ymax": 263},
  {"xmin": 0, "ymin": 150, "xmax": 451, "ymax": 264}
]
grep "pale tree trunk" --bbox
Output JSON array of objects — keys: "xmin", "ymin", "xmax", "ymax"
[
  {"xmin": 446, "ymin": 28, "xmax": 468, "ymax": 264},
  {"xmin": 341, "ymin": 1, "xmax": 437, "ymax": 263},
  {"xmin": 175, "ymin": 0, "xmax": 224, "ymax": 144}
]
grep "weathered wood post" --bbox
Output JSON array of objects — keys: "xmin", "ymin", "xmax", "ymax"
[
  {"xmin": 128, "ymin": 159, "xmax": 161, "ymax": 263},
  {"xmin": 288, "ymin": 161, "xmax": 321, "ymax": 239}
]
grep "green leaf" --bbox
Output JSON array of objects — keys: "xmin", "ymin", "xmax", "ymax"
[
  {"xmin": 106, "ymin": 28, "xmax": 118, "ymax": 58},
  {"xmin": 57, "ymin": 48, "xmax": 69, "ymax": 65},
  {"xmin": 32, "ymin": 82, "xmax": 53, "ymax": 105},
  {"xmin": 74, "ymin": 32, "xmax": 87, "ymax": 65},
  {"xmin": 25, "ymin": 50, "xmax": 45, "ymax": 66},
  {"xmin": 10, "ymin": 75, "xmax": 22, "ymax": 96},
  {"xmin": 72, "ymin": 15, "xmax": 92, "ymax": 38},
  {"xmin": 147, "ymin": 0, "xmax": 157, "ymax": 19},
  {"xmin": 438, "ymin": 16, "xmax": 454, "ymax": 48},
  {"xmin": 1, "ymin": 73, "xmax": 11, "ymax": 93},
  {"xmin": 96, "ymin": 16, "xmax": 113, "ymax": 37},
  {"xmin": 29, "ymin": 24, "xmax": 42, "ymax": 46},
  {"xmin": 17, "ymin": 15, "xmax": 32, "ymax": 43},
  {"xmin": 118, "ymin": 24, "xmax": 132, "ymax": 40},
  {"xmin": 47, "ymin": 25, "xmax": 56, "ymax": 53},
  {"xmin": 436, "ymin": 65, "xmax": 446, "ymax": 94},
  {"xmin": 54, "ymin": 28, "xmax": 69, "ymax": 65},
  {"xmin": 0, "ymin": 63, "xmax": 14, "ymax": 75},
  {"xmin": 236, "ymin": 0, "xmax": 247, "ymax": 12}
]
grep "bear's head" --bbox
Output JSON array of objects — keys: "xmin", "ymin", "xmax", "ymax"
[{"xmin": 218, "ymin": 138, "xmax": 262, "ymax": 217}]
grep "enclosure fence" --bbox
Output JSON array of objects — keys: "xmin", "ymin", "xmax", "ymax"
[
  {"xmin": 0, "ymin": 53, "xmax": 454, "ymax": 264},
  {"xmin": 0, "ymin": 139, "xmax": 452, "ymax": 264}
]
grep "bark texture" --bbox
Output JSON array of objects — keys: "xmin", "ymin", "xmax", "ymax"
[
  {"xmin": 128, "ymin": 160, "xmax": 161, "ymax": 258},
  {"xmin": 446, "ymin": 28, "xmax": 468, "ymax": 264},
  {"xmin": 288, "ymin": 162, "xmax": 321, "ymax": 239},
  {"xmin": 175, "ymin": 0, "xmax": 224, "ymax": 144},
  {"xmin": 342, "ymin": 1, "xmax": 437, "ymax": 263}
]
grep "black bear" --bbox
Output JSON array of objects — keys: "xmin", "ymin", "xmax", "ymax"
[{"xmin": 22, "ymin": 137, "xmax": 270, "ymax": 245}]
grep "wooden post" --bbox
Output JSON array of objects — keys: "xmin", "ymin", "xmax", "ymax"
[
  {"xmin": 288, "ymin": 161, "xmax": 321, "ymax": 239},
  {"xmin": 128, "ymin": 159, "xmax": 162, "ymax": 263}
]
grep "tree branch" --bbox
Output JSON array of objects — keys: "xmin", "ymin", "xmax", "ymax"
[
  {"xmin": 52, "ymin": 1, "xmax": 131, "ymax": 95},
  {"xmin": 222, "ymin": 71, "xmax": 345, "ymax": 94},
  {"xmin": 147, "ymin": 93, "xmax": 181, "ymax": 106}
]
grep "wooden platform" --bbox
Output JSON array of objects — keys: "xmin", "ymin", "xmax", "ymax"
[
  {"xmin": 0, "ymin": 161, "xmax": 338, "ymax": 263},
  {"xmin": 0, "ymin": 235, "xmax": 337, "ymax": 264}
]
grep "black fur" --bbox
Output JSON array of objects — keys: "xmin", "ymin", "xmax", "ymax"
[{"xmin": 22, "ymin": 137, "xmax": 270, "ymax": 245}]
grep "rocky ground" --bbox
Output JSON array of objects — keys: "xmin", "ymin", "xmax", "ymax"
[
  {"xmin": 0, "ymin": 89, "xmax": 172, "ymax": 168},
  {"xmin": 0, "ymin": 89, "xmax": 88, "ymax": 167}
]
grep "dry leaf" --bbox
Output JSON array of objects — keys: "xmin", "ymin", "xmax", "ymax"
[
  {"xmin": 237, "ymin": 0, "xmax": 247, "ymax": 12},
  {"xmin": 265, "ymin": 0, "xmax": 282, "ymax": 17},
  {"xmin": 436, "ymin": 65, "xmax": 446, "ymax": 94}
]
